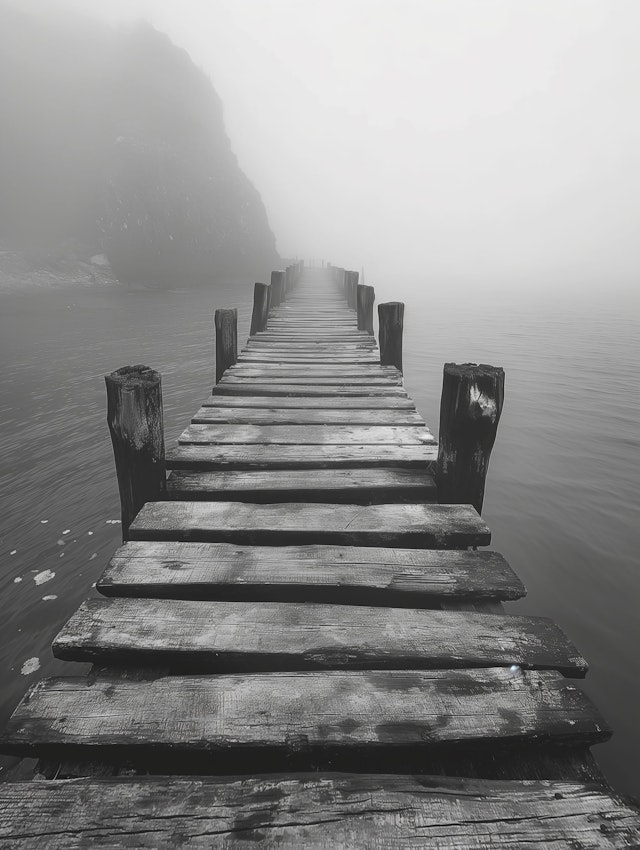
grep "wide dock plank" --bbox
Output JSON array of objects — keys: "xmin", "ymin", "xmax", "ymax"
[
  {"xmin": 167, "ymin": 468, "xmax": 437, "ymax": 503},
  {"xmin": 1, "ymin": 670, "xmax": 608, "ymax": 768},
  {"xmin": 98, "ymin": 542, "xmax": 524, "ymax": 603},
  {"xmin": 192, "ymin": 406, "xmax": 426, "ymax": 425},
  {"xmin": 128, "ymin": 501, "xmax": 488, "ymax": 547},
  {"xmin": 167, "ymin": 444, "xmax": 437, "ymax": 469},
  {"xmin": 178, "ymin": 424, "xmax": 435, "ymax": 446},
  {"xmin": 52, "ymin": 598, "xmax": 586, "ymax": 675},
  {"xmin": 1, "ymin": 775, "xmax": 638, "ymax": 849}
]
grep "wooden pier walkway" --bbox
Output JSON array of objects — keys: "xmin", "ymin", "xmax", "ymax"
[{"xmin": 1, "ymin": 265, "xmax": 639, "ymax": 847}]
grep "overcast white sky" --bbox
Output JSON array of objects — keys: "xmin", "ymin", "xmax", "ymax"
[{"xmin": 20, "ymin": 1, "xmax": 640, "ymax": 288}]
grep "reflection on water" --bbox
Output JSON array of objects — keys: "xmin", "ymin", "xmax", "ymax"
[{"xmin": 0, "ymin": 277, "xmax": 638, "ymax": 796}]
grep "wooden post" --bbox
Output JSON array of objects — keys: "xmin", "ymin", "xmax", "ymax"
[
  {"xmin": 357, "ymin": 284, "xmax": 375, "ymax": 334},
  {"xmin": 250, "ymin": 282, "xmax": 270, "ymax": 335},
  {"xmin": 105, "ymin": 365, "xmax": 166, "ymax": 542},
  {"xmin": 436, "ymin": 363, "xmax": 505, "ymax": 515},
  {"xmin": 338, "ymin": 268, "xmax": 347, "ymax": 300},
  {"xmin": 214, "ymin": 308, "xmax": 237, "ymax": 384},
  {"xmin": 378, "ymin": 302, "xmax": 404, "ymax": 372},
  {"xmin": 271, "ymin": 270, "xmax": 285, "ymax": 307},
  {"xmin": 346, "ymin": 271, "xmax": 359, "ymax": 309}
]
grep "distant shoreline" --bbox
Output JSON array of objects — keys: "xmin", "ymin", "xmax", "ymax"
[{"xmin": 0, "ymin": 247, "xmax": 121, "ymax": 295}]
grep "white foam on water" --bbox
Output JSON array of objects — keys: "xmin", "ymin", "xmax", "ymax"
[
  {"xmin": 20, "ymin": 657, "xmax": 40, "ymax": 676},
  {"xmin": 34, "ymin": 569, "xmax": 55, "ymax": 586}
]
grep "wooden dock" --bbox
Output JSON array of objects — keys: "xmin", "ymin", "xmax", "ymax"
[{"xmin": 1, "ymin": 264, "xmax": 639, "ymax": 847}]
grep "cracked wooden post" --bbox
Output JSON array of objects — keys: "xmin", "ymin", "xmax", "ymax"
[
  {"xmin": 436, "ymin": 363, "xmax": 505, "ymax": 515},
  {"xmin": 214, "ymin": 308, "xmax": 237, "ymax": 384},
  {"xmin": 357, "ymin": 284, "xmax": 375, "ymax": 334},
  {"xmin": 271, "ymin": 270, "xmax": 285, "ymax": 307},
  {"xmin": 105, "ymin": 365, "xmax": 166, "ymax": 542},
  {"xmin": 378, "ymin": 302, "xmax": 404, "ymax": 372},
  {"xmin": 250, "ymin": 282, "xmax": 270, "ymax": 335}
]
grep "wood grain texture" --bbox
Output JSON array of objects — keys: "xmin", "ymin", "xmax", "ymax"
[
  {"xmin": 225, "ymin": 365, "xmax": 398, "ymax": 378},
  {"xmin": 379, "ymin": 302, "xmax": 405, "ymax": 372},
  {"xmin": 237, "ymin": 353, "xmax": 381, "ymax": 364},
  {"xmin": 167, "ymin": 444, "xmax": 437, "ymax": 470},
  {"xmin": 98, "ymin": 541, "xmax": 523, "ymax": 603},
  {"xmin": 212, "ymin": 383, "xmax": 408, "ymax": 397},
  {"xmin": 214, "ymin": 308, "xmax": 237, "ymax": 384},
  {"xmin": 177, "ymin": 424, "xmax": 435, "ymax": 446},
  {"xmin": 218, "ymin": 376, "xmax": 402, "ymax": 388},
  {"xmin": 104, "ymin": 365, "xmax": 166, "ymax": 541},
  {"xmin": 127, "ymin": 501, "xmax": 486, "ymax": 547},
  {"xmin": 192, "ymin": 406, "xmax": 425, "ymax": 425},
  {"xmin": 52, "ymin": 597, "xmax": 586, "ymax": 675},
  {"xmin": 202, "ymin": 395, "xmax": 416, "ymax": 409},
  {"xmin": 166, "ymin": 468, "xmax": 437, "ymax": 503},
  {"xmin": 437, "ymin": 363, "xmax": 505, "ymax": 514},
  {"xmin": 1, "ymin": 775, "xmax": 638, "ymax": 849},
  {"xmin": 2, "ymin": 669, "xmax": 607, "ymax": 763},
  {"xmin": 249, "ymin": 281, "xmax": 270, "ymax": 335}
]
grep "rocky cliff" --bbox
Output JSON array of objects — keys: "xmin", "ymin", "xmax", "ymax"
[{"xmin": 0, "ymin": 6, "xmax": 279, "ymax": 286}]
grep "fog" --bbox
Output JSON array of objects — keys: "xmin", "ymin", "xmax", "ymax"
[{"xmin": 11, "ymin": 0, "xmax": 640, "ymax": 289}]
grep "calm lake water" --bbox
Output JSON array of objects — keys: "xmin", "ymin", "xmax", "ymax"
[{"xmin": 0, "ymin": 274, "xmax": 638, "ymax": 796}]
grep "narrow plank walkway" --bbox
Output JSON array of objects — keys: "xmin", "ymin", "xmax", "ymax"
[{"xmin": 1, "ymin": 263, "xmax": 638, "ymax": 848}]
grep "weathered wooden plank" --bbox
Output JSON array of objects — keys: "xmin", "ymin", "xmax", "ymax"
[
  {"xmin": 167, "ymin": 444, "xmax": 436, "ymax": 469},
  {"xmin": 167, "ymin": 468, "xmax": 437, "ymax": 504},
  {"xmin": 237, "ymin": 354, "xmax": 382, "ymax": 364},
  {"xmin": 52, "ymin": 598, "xmax": 587, "ymax": 676},
  {"xmin": 202, "ymin": 395, "xmax": 416, "ymax": 410},
  {"xmin": 98, "ymin": 542, "xmax": 523, "ymax": 603},
  {"xmin": 2, "ymin": 774, "xmax": 638, "ymax": 848},
  {"xmin": 128, "ymin": 501, "xmax": 483, "ymax": 547},
  {"xmin": 225, "ymin": 366, "xmax": 399, "ymax": 378},
  {"xmin": 192, "ymin": 406, "xmax": 425, "ymax": 425},
  {"xmin": 218, "ymin": 375, "xmax": 402, "ymax": 387},
  {"xmin": 246, "ymin": 336, "xmax": 374, "ymax": 343},
  {"xmin": 1, "ymin": 670, "xmax": 607, "ymax": 767},
  {"xmin": 212, "ymin": 383, "xmax": 409, "ymax": 396},
  {"xmin": 251, "ymin": 335, "xmax": 375, "ymax": 343},
  {"xmin": 178, "ymin": 424, "xmax": 435, "ymax": 446}
]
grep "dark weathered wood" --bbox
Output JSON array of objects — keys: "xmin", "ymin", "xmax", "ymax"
[
  {"xmin": 249, "ymin": 281, "xmax": 271, "ymax": 335},
  {"xmin": 202, "ymin": 395, "xmax": 416, "ymax": 410},
  {"xmin": 2, "ymin": 774, "xmax": 637, "ymax": 848},
  {"xmin": 436, "ymin": 363, "xmax": 505, "ymax": 514},
  {"xmin": 214, "ymin": 308, "xmax": 237, "ymax": 384},
  {"xmin": 167, "ymin": 443, "xmax": 436, "ymax": 469},
  {"xmin": 167, "ymin": 468, "xmax": 437, "ymax": 504},
  {"xmin": 104, "ymin": 366, "xmax": 166, "ymax": 541},
  {"xmin": 238, "ymin": 353, "xmax": 381, "ymax": 364},
  {"xmin": 378, "ymin": 302, "xmax": 404, "ymax": 372},
  {"xmin": 192, "ymin": 405, "xmax": 424, "ymax": 425},
  {"xmin": 1, "ymin": 670, "xmax": 607, "ymax": 768},
  {"xmin": 346, "ymin": 270, "xmax": 359, "ymax": 309},
  {"xmin": 225, "ymin": 365, "xmax": 400, "ymax": 378},
  {"xmin": 213, "ymin": 382, "xmax": 408, "ymax": 396},
  {"xmin": 178, "ymin": 424, "xmax": 435, "ymax": 446},
  {"xmin": 357, "ymin": 284, "xmax": 375, "ymax": 334},
  {"xmin": 52, "ymin": 598, "xmax": 588, "ymax": 676},
  {"xmin": 128, "ymin": 500, "xmax": 482, "ymax": 547},
  {"xmin": 270, "ymin": 270, "xmax": 285, "ymax": 307},
  {"xmin": 98, "ymin": 542, "xmax": 522, "ymax": 603},
  {"xmin": 218, "ymin": 376, "xmax": 401, "ymax": 389}
]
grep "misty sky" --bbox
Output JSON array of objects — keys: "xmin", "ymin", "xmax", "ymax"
[{"xmin": 17, "ymin": 1, "xmax": 640, "ymax": 288}]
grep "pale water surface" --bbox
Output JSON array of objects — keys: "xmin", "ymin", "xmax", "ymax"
[{"xmin": 0, "ymin": 276, "xmax": 638, "ymax": 796}]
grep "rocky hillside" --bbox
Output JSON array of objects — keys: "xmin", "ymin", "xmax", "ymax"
[{"xmin": 0, "ymin": 6, "xmax": 279, "ymax": 286}]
